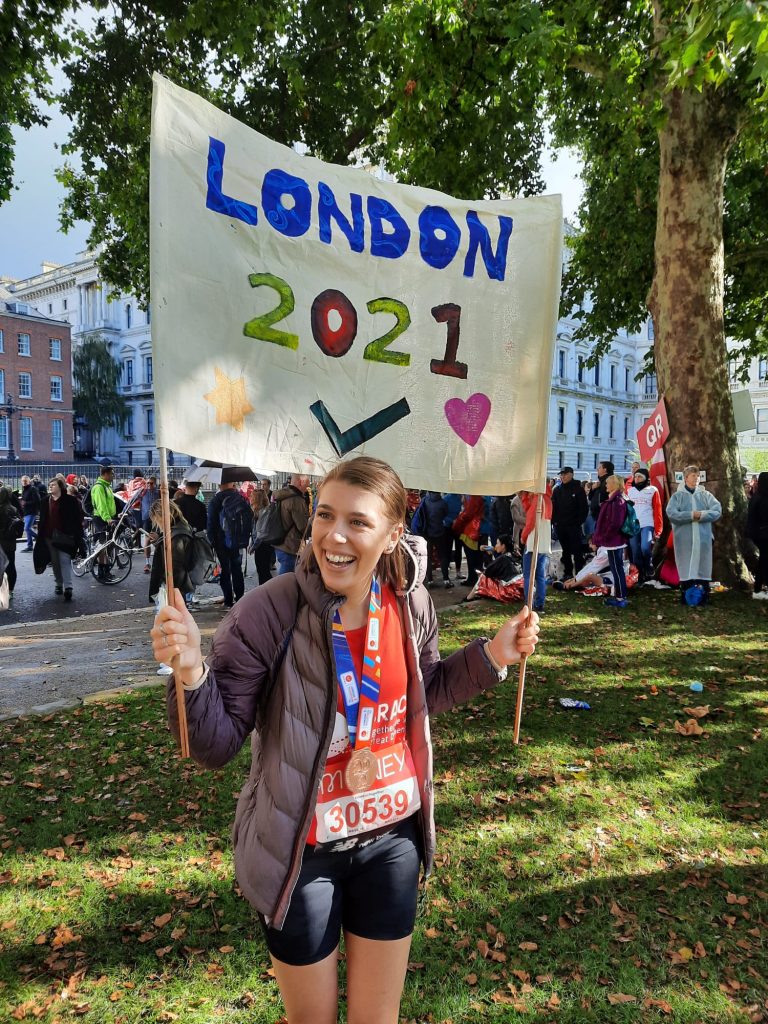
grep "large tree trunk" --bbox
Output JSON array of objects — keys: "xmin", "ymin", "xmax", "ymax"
[{"xmin": 648, "ymin": 86, "xmax": 750, "ymax": 588}]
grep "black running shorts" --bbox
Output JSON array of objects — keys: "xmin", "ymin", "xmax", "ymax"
[{"xmin": 261, "ymin": 815, "xmax": 422, "ymax": 966}]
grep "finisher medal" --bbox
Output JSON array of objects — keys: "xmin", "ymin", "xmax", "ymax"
[{"xmin": 345, "ymin": 748, "xmax": 379, "ymax": 794}]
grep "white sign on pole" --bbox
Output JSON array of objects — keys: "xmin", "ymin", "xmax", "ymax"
[{"xmin": 150, "ymin": 75, "xmax": 563, "ymax": 493}]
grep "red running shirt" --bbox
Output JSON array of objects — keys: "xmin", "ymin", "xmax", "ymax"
[{"xmin": 307, "ymin": 585, "xmax": 421, "ymax": 845}]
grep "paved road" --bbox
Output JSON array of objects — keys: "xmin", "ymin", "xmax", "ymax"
[{"xmin": 2, "ymin": 539, "xmax": 246, "ymax": 624}]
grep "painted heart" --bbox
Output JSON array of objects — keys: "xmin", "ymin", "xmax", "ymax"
[{"xmin": 444, "ymin": 393, "xmax": 491, "ymax": 447}]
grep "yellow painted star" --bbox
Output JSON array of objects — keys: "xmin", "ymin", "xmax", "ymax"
[{"xmin": 203, "ymin": 367, "xmax": 254, "ymax": 432}]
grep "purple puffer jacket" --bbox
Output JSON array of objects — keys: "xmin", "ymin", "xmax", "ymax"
[
  {"xmin": 167, "ymin": 536, "xmax": 502, "ymax": 929},
  {"xmin": 592, "ymin": 491, "xmax": 628, "ymax": 548}
]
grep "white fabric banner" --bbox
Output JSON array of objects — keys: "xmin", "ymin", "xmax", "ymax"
[{"xmin": 150, "ymin": 75, "xmax": 562, "ymax": 492}]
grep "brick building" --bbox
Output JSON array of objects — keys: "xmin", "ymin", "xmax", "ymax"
[{"xmin": 0, "ymin": 302, "xmax": 74, "ymax": 462}]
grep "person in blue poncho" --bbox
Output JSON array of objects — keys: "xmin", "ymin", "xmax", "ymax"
[{"xmin": 665, "ymin": 465, "xmax": 722, "ymax": 605}]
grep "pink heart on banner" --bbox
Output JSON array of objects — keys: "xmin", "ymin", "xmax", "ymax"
[{"xmin": 444, "ymin": 393, "xmax": 492, "ymax": 447}]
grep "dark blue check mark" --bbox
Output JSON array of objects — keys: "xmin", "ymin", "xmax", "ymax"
[{"xmin": 310, "ymin": 398, "xmax": 411, "ymax": 457}]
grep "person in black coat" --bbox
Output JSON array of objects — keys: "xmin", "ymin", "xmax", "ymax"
[
  {"xmin": 175, "ymin": 480, "xmax": 208, "ymax": 532},
  {"xmin": 747, "ymin": 472, "xmax": 768, "ymax": 598},
  {"xmin": 20, "ymin": 476, "xmax": 41, "ymax": 551},
  {"xmin": 552, "ymin": 467, "xmax": 589, "ymax": 579},
  {"xmin": 34, "ymin": 478, "xmax": 84, "ymax": 601},
  {"xmin": 490, "ymin": 495, "xmax": 515, "ymax": 541},
  {"xmin": 0, "ymin": 487, "xmax": 23, "ymax": 601},
  {"xmin": 421, "ymin": 492, "xmax": 454, "ymax": 589}
]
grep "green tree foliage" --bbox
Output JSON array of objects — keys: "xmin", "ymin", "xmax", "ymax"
[
  {"xmin": 54, "ymin": 0, "xmax": 547, "ymax": 301},
  {"xmin": 9, "ymin": 0, "xmax": 768, "ymax": 580},
  {"xmin": 72, "ymin": 334, "xmax": 128, "ymax": 450},
  {"xmin": 0, "ymin": 0, "xmax": 74, "ymax": 203}
]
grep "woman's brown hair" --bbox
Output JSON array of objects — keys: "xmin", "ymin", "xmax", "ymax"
[
  {"xmin": 150, "ymin": 498, "xmax": 188, "ymax": 528},
  {"xmin": 306, "ymin": 456, "xmax": 408, "ymax": 592},
  {"xmin": 250, "ymin": 489, "xmax": 270, "ymax": 514}
]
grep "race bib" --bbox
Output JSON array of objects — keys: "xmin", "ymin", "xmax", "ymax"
[{"xmin": 313, "ymin": 741, "xmax": 421, "ymax": 844}]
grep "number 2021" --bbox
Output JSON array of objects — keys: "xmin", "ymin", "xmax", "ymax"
[{"xmin": 242, "ymin": 272, "xmax": 468, "ymax": 380}]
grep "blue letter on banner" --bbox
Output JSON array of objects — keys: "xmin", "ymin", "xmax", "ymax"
[
  {"xmin": 318, "ymin": 183, "xmax": 364, "ymax": 253},
  {"xmin": 368, "ymin": 197, "xmax": 411, "ymax": 260},
  {"xmin": 205, "ymin": 137, "xmax": 258, "ymax": 225},
  {"xmin": 463, "ymin": 212, "xmax": 513, "ymax": 281},
  {"xmin": 262, "ymin": 169, "xmax": 312, "ymax": 237},
  {"xmin": 418, "ymin": 205, "xmax": 461, "ymax": 270}
]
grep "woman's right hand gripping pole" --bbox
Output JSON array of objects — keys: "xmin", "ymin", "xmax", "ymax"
[{"xmin": 150, "ymin": 588, "xmax": 205, "ymax": 687}]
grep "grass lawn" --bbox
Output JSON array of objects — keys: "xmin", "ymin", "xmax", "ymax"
[{"xmin": 0, "ymin": 589, "xmax": 766, "ymax": 1023}]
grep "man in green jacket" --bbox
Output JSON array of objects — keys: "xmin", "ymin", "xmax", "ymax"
[{"xmin": 91, "ymin": 465, "xmax": 117, "ymax": 580}]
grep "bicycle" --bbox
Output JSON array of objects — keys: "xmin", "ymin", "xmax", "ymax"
[{"xmin": 72, "ymin": 495, "xmax": 146, "ymax": 585}]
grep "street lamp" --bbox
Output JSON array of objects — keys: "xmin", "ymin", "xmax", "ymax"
[{"xmin": 2, "ymin": 394, "xmax": 18, "ymax": 463}]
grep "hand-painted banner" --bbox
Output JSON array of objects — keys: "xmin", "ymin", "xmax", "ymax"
[{"xmin": 149, "ymin": 75, "xmax": 563, "ymax": 493}]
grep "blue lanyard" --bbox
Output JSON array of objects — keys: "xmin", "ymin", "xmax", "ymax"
[{"xmin": 331, "ymin": 576, "xmax": 382, "ymax": 749}]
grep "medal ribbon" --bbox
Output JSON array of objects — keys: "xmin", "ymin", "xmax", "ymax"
[{"xmin": 332, "ymin": 576, "xmax": 382, "ymax": 750}]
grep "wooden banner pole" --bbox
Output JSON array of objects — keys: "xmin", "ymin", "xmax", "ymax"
[
  {"xmin": 159, "ymin": 447, "xmax": 190, "ymax": 758},
  {"xmin": 513, "ymin": 491, "xmax": 543, "ymax": 746}
]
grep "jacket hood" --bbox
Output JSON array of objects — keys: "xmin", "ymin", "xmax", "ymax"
[
  {"xmin": 676, "ymin": 482, "xmax": 702, "ymax": 492},
  {"xmin": 399, "ymin": 532, "xmax": 427, "ymax": 594},
  {"xmin": 757, "ymin": 473, "xmax": 768, "ymax": 497}
]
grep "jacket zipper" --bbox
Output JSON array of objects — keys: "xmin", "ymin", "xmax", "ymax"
[{"xmin": 270, "ymin": 599, "xmax": 341, "ymax": 929}]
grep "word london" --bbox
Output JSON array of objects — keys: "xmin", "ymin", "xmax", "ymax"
[{"xmin": 206, "ymin": 137, "xmax": 515, "ymax": 283}]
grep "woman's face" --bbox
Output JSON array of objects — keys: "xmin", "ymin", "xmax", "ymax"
[
  {"xmin": 312, "ymin": 480, "xmax": 402, "ymax": 601},
  {"xmin": 48, "ymin": 482, "xmax": 61, "ymax": 500}
]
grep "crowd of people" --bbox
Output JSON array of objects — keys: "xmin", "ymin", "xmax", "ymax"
[{"xmin": 2, "ymin": 459, "xmax": 767, "ymax": 614}]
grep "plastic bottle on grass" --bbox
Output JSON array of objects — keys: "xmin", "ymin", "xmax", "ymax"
[
  {"xmin": 689, "ymin": 681, "xmax": 704, "ymax": 693},
  {"xmin": 559, "ymin": 697, "xmax": 591, "ymax": 710}
]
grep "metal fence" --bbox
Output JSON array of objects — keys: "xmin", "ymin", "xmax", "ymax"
[{"xmin": 0, "ymin": 461, "xmax": 291, "ymax": 494}]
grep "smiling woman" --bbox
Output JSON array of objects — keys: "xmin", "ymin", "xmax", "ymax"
[{"xmin": 151, "ymin": 455, "xmax": 539, "ymax": 1024}]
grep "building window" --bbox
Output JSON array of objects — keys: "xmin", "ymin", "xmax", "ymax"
[
  {"xmin": 20, "ymin": 416, "xmax": 33, "ymax": 450},
  {"xmin": 557, "ymin": 406, "xmax": 566, "ymax": 433},
  {"xmin": 63, "ymin": 298, "xmax": 68, "ymax": 310},
  {"xmin": 645, "ymin": 373, "xmax": 657, "ymax": 395},
  {"xmin": 146, "ymin": 407, "xmax": 154, "ymax": 435},
  {"xmin": 558, "ymin": 451, "xmax": 565, "ymax": 468},
  {"xmin": 576, "ymin": 452, "xmax": 582, "ymax": 469},
  {"xmin": 624, "ymin": 416, "xmax": 630, "ymax": 440},
  {"xmin": 126, "ymin": 303, "xmax": 132, "ymax": 329},
  {"xmin": 51, "ymin": 419, "xmax": 64, "ymax": 452},
  {"xmin": 18, "ymin": 372, "xmax": 32, "ymax": 399},
  {"xmin": 146, "ymin": 449, "xmax": 152, "ymax": 464},
  {"xmin": 18, "ymin": 333, "xmax": 31, "ymax": 356},
  {"xmin": 48, "ymin": 303, "xmax": 53, "ymax": 314},
  {"xmin": 609, "ymin": 414, "xmax": 615, "ymax": 439},
  {"xmin": 0, "ymin": 416, "xmax": 6, "ymax": 448},
  {"xmin": 144, "ymin": 356, "xmax": 153, "ymax": 385},
  {"xmin": 577, "ymin": 356, "xmax": 584, "ymax": 383},
  {"xmin": 759, "ymin": 357, "xmax": 768, "ymax": 380},
  {"xmin": 146, "ymin": 305, "xmax": 151, "ymax": 325},
  {"xmin": 49, "ymin": 338, "xmax": 62, "ymax": 360},
  {"xmin": 648, "ymin": 320, "xmax": 654, "ymax": 341},
  {"xmin": 593, "ymin": 453, "xmax": 599, "ymax": 470},
  {"xmin": 728, "ymin": 358, "xmax": 739, "ymax": 381},
  {"xmin": 50, "ymin": 376, "xmax": 63, "ymax": 402},
  {"xmin": 610, "ymin": 364, "xmax": 617, "ymax": 389},
  {"xmin": 625, "ymin": 367, "xmax": 630, "ymax": 391},
  {"xmin": 0, "ymin": 368, "xmax": 4, "ymax": 399},
  {"xmin": 125, "ymin": 409, "xmax": 134, "ymax": 437},
  {"xmin": 757, "ymin": 408, "xmax": 768, "ymax": 434},
  {"xmin": 558, "ymin": 350, "xmax": 566, "ymax": 378},
  {"xmin": 576, "ymin": 409, "xmax": 584, "ymax": 435},
  {"xmin": 0, "ymin": 328, "xmax": 3, "ymax": 353},
  {"xmin": 125, "ymin": 359, "xmax": 134, "ymax": 386},
  {"xmin": 593, "ymin": 412, "xmax": 600, "ymax": 438},
  {"xmin": 594, "ymin": 361, "xmax": 600, "ymax": 387}
]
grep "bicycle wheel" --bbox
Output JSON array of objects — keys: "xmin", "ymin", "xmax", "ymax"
[
  {"xmin": 72, "ymin": 535, "xmax": 94, "ymax": 577},
  {"xmin": 92, "ymin": 541, "xmax": 133, "ymax": 584}
]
